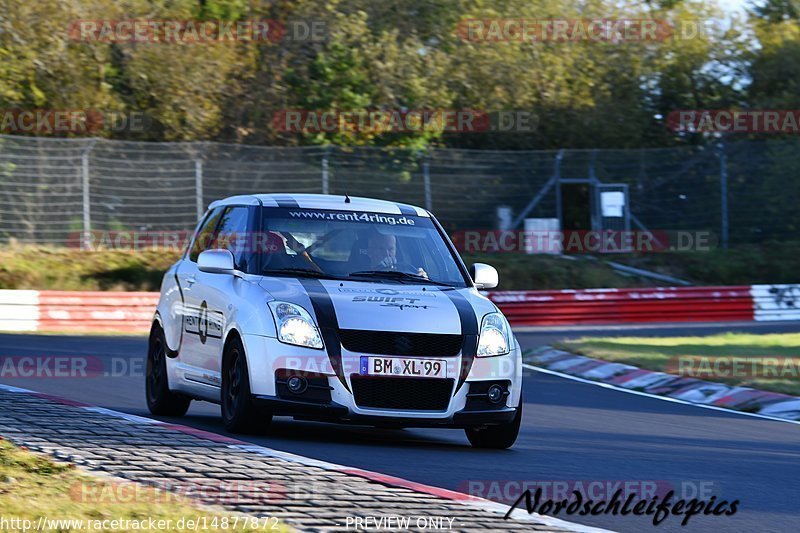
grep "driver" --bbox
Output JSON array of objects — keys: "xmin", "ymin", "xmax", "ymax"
[{"xmin": 365, "ymin": 232, "xmax": 428, "ymax": 278}]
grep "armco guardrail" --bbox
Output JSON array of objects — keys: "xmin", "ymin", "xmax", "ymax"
[
  {"xmin": 0, "ymin": 290, "xmax": 39, "ymax": 332},
  {"xmin": 0, "ymin": 290, "xmax": 158, "ymax": 333},
  {"xmin": 488, "ymin": 286, "xmax": 755, "ymax": 326},
  {"xmin": 489, "ymin": 284, "xmax": 800, "ymax": 326},
  {"xmin": 751, "ymin": 285, "xmax": 800, "ymax": 322},
  {"xmin": 0, "ymin": 285, "xmax": 798, "ymax": 333},
  {"xmin": 489, "ymin": 285, "xmax": 800, "ymax": 326}
]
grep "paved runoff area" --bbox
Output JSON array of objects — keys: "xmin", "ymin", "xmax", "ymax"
[{"xmin": 0, "ymin": 385, "xmax": 597, "ymax": 533}]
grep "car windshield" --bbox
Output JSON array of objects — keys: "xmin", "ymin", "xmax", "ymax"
[{"xmin": 258, "ymin": 207, "xmax": 468, "ymax": 287}]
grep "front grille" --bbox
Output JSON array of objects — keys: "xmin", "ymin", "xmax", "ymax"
[
  {"xmin": 351, "ymin": 375, "xmax": 454, "ymax": 410},
  {"xmin": 339, "ymin": 329, "xmax": 462, "ymax": 356}
]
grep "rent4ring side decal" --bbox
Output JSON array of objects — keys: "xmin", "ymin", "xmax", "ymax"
[{"xmin": 183, "ymin": 301, "xmax": 224, "ymax": 343}]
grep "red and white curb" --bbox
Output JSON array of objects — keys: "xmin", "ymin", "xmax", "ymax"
[
  {"xmin": 0, "ymin": 382, "xmax": 611, "ymax": 533},
  {"xmin": 525, "ymin": 347, "xmax": 800, "ymax": 424}
]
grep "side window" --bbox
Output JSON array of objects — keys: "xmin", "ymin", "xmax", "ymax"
[
  {"xmin": 213, "ymin": 206, "xmax": 251, "ymax": 272},
  {"xmin": 189, "ymin": 207, "xmax": 224, "ymax": 262}
]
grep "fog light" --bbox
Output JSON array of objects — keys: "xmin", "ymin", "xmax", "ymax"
[
  {"xmin": 487, "ymin": 384, "xmax": 504, "ymax": 404},
  {"xmin": 286, "ymin": 376, "xmax": 307, "ymax": 394}
]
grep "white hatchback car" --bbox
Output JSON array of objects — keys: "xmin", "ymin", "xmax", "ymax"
[{"xmin": 147, "ymin": 194, "xmax": 523, "ymax": 448}]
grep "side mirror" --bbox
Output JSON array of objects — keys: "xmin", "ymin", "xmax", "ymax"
[
  {"xmin": 198, "ymin": 249, "xmax": 235, "ymax": 275},
  {"xmin": 470, "ymin": 263, "xmax": 498, "ymax": 289}
]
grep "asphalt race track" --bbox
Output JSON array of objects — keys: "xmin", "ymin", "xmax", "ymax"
[{"xmin": 2, "ymin": 323, "xmax": 799, "ymax": 533}]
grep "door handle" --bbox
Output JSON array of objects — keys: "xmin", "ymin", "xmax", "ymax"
[{"xmin": 184, "ymin": 275, "xmax": 196, "ymax": 286}]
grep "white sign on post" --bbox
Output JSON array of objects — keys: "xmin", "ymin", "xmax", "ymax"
[{"xmin": 600, "ymin": 191, "xmax": 625, "ymax": 217}]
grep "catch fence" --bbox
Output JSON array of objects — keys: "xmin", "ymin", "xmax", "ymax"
[{"xmin": 0, "ymin": 135, "xmax": 794, "ymax": 247}]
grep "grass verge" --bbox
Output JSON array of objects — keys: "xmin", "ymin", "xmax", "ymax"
[
  {"xmin": 1, "ymin": 243, "xmax": 799, "ymax": 291},
  {"xmin": 0, "ymin": 248, "xmax": 179, "ymax": 292},
  {"xmin": 556, "ymin": 333, "xmax": 800, "ymax": 396},
  {"xmin": 0, "ymin": 439, "xmax": 286, "ymax": 532}
]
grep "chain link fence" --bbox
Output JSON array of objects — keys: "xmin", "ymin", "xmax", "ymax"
[{"xmin": 0, "ymin": 134, "xmax": 797, "ymax": 247}]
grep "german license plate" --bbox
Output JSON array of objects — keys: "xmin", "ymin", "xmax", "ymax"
[{"xmin": 359, "ymin": 356, "xmax": 447, "ymax": 378}]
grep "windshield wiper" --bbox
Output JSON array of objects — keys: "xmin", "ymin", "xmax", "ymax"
[
  {"xmin": 262, "ymin": 268, "xmax": 335, "ymax": 279},
  {"xmin": 348, "ymin": 270, "xmax": 454, "ymax": 287}
]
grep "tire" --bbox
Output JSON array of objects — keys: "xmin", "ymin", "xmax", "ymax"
[
  {"xmin": 146, "ymin": 324, "xmax": 191, "ymax": 417},
  {"xmin": 221, "ymin": 335, "xmax": 272, "ymax": 434},
  {"xmin": 465, "ymin": 402, "xmax": 522, "ymax": 449}
]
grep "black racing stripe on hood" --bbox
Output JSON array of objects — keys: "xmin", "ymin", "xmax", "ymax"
[
  {"xmin": 298, "ymin": 278, "xmax": 350, "ymax": 392},
  {"xmin": 395, "ymin": 203, "xmax": 417, "ymax": 216},
  {"xmin": 273, "ymin": 194, "xmax": 299, "ymax": 208},
  {"xmin": 439, "ymin": 289, "xmax": 478, "ymax": 392}
]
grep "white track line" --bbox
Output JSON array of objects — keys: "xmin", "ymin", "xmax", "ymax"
[
  {"xmin": 233, "ymin": 444, "xmax": 612, "ymax": 533},
  {"xmin": 0, "ymin": 382, "xmax": 611, "ymax": 533},
  {"xmin": 523, "ymin": 363, "xmax": 800, "ymax": 426}
]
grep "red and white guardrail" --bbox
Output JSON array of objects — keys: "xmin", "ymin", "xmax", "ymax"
[
  {"xmin": 0, "ymin": 290, "xmax": 158, "ymax": 333},
  {"xmin": 0, "ymin": 285, "xmax": 798, "ymax": 333},
  {"xmin": 490, "ymin": 285, "xmax": 800, "ymax": 326}
]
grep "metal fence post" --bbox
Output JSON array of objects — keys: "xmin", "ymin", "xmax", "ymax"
[
  {"xmin": 81, "ymin": 139, "xmax": 97, "ymax": 249},
  {"xmin": 554, "ymin": 151, "xmax": 564, "ymax": 231},
  {"xmin": 195, "ymin": 151, "xmax": 204, "ymax": 220},
  {"xmin": 588, "ymin": 149, "xmax": 598, "ymax": 231},
  {"xmin": 511, "ymin": 149, "xmax": 563, "ymax": 230},
  {"xmin": 321, "ymin": 146, "xmax": 330, "ymax": 194},
  {"xmin": 719, "ymin": 140, "xmax": 729, "ymax": 249},
  {"xmin": 422, "ymin": 152, "xmax": 432, "ymax": 211}
]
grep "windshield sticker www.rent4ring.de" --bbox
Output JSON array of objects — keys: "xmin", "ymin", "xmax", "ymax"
[{"xmin": 287, "ymin": 210, "xmax": 417, "ymax": 225}]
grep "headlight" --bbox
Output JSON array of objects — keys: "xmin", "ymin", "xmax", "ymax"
[
  {"xmin": 268, "ymin": 301, "xmax": 324, "ymax": 349},
  {"xmin": 476, "ymin": 312, "xmax": 510, "ymax": 357}
]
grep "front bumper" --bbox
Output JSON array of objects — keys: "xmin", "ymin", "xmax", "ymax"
[
  {"xmin": 242, "ymin": 333, "xmax": 522, "ymax": 428},
  {"xmin": 251, "ymin": 395, "xmax": 518, "ymax": 428}
]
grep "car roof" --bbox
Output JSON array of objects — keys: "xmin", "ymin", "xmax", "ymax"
[{"xmin": 208, "ymin": 193, "xmax": 430, "ymax": 217}]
